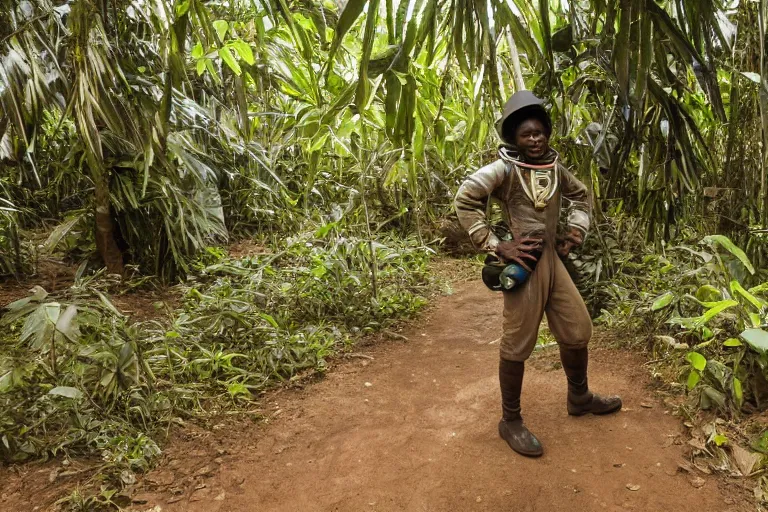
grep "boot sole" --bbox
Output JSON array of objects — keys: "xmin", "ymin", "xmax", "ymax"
[
  {"xmin": 506, "ymin": 443, "xmax": 544, "ymax": 457},
  {"xmin": 568, "ymin": 401, "xmax": 623, "ymax": 417}
]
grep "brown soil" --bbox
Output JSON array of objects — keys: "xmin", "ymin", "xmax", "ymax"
[
  {"xmin": 0, "ymin": 281, "xmax": 754, "ymax": 512},
  {"xmin": 0, "ymin": 258, "xmax": 75, "ymax": 308}
]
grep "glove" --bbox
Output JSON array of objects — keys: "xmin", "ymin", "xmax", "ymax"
[
  {"xmin": 556, "ymin": 227, "xmax": 584, "ymax": 258},
  {"xmin": 495, "ymin": 237, "xmax": 543, "ymax": 272}
]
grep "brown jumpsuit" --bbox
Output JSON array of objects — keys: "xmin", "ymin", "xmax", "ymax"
[{"xmin": 454, "ymin": 156, "xmax": 593, "ymax": 362}]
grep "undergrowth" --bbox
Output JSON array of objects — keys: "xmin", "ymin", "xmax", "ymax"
[
  {"xmin": 576, "ymin": 218, "xmax": 768, "ymax": 503},
  {"xmin": 0, "ymin": 230, "xmax": 432, "ymax": 506}
]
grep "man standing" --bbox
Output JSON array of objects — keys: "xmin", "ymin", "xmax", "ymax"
[{"xmin": 454, "ymin": 91, "xmax": 622, "ymax": 458}]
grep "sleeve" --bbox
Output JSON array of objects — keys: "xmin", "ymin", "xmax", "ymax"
[
  {"xmin": 453, "ymin": 160, "xmax": 507, "ymax": 253},
  {"xmin": 559, "ymin": 165, "xmax": 591, "ymax": 236}
]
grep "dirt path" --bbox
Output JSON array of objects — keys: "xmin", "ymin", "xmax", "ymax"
[
  {"xmin": 124, "ymin": 281, "xmax": 747, "ymax": 512},
  {"xmin": 1, "ymin": 280, "xmax": 752, "ymax": 511}
]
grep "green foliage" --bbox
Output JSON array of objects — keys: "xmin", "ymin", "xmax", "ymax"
[
  {"xmin": 3, "ymin": 0, "xmax": 766, "ymax": 278},
  {"xmin": 0, "ymin": 196, "xmax": 29, "ymax": 276},
  {"xmin": 0, "ymin": 233, "xmax": 431, "ymax": 487},
  {"xmin": 593, "ymin": 233, "xmax": 768, "ymax": 417}
]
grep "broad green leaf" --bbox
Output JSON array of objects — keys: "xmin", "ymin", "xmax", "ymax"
[
  {"xmin": 750, "ymin": 313, "xmax": 762, "ymax": 328},
  {"xmin": 713, "ymin": 434, "xmax": 728, "ymax": 446},
  {"xmin": 213, "ymin": 20, "xmax": 229, "ymax": 41},
  {"xmin": 741, "ymin": 328, "xmax": 768, "ymax": 352},
  {"xmin": 218, "ymin": 48, "xmax": 241, "ymax": 75},
  {"xmin": 686, "ymin": 351, "xmax": 707, "ymax": 371},
  {"xmin": 703, "ymin": 235, "xmax": 755, "ymax": 275},
  {"xmin": 687, "ymin": 370, "xmax": 700, "ymax": 390},
  {"xmin": 651, "ymin": 291, "xmax": 674, "ymax": 311},
  {"xmin": 231, "ymin": 40, "xmax": 255, "ymax": 65},
  {"xmin": 191, "ymin": 42, "xmax": 204, "ymax": 59},
  {"xmin": 48, "ymin": 386, "xmax": 83, "ymax": 399},
  {"xmin": 196, "ymin": 58, "xmax": 206, "ymax": 76},
  {"xmin": 724, "ymin": 338, "xmax": 743, "ymax": 347}
]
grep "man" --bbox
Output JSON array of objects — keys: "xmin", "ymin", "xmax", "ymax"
[{"xmin": 454, "ymin": 91, "xmax": 622, "ymax": 458}]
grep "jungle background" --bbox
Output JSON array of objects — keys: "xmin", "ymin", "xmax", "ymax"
[{"xmin": 2, "ymin": 0, "xmax": 768, "ymax": 508}]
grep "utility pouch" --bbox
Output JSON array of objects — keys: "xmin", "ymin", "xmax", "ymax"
[{"xmin": 481, "ymin": 249, "xmax": 541, "ymax": 292}]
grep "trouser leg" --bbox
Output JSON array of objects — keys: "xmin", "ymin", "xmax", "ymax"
[
  {"xmin": 499, "ymin": 247, "xmax": 551, "ymax": 362},
  {"xmin": 546, "ymin": 255, "xmax": 622, "ymax": 416}
]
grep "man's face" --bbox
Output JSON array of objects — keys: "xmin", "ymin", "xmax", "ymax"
[{"xmin": 515, "ymin": 118, "xmax": 549, "ymax": 160}]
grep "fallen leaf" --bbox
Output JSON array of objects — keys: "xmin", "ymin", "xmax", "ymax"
[
  {"xmin": 626, "ymin": 484, "xmax": 640, "ymax": 491},
  {"xmin": 640, "ymin": 402, "xmax": 654, "ymax": 409},
  {"xmin": 613, "ymin": 463, "xmax": 625, "ymax": 468},
  {"xmin": 731, "ymin": 444, "xmax": 762, "ymax": 476}
]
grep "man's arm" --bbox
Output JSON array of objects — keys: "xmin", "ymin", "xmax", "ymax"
[
  {"xmin": 560, "ymin": 165, "xmax": 591, "ymax": 237},
  {"xmin": 454, "ymin": 160, "xmax": 508, "ymax": 253}
]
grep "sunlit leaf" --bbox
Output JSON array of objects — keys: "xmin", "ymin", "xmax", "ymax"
[
  {"xmin": 741, "ymin": 328, "xmax": 768, "ymax": 353},
  {"xmin": 231, "ymin": 40, "xmax": 255, "ymax": 65},
  {"xmin": 687, "ymin": 370, "xmax": 700, "ymax": 390},
  {"xmin": 213, "ymin": 20, "xmax": 229, "ymax": 41},
  {"xmin": 651, "ymin": 291, "xmax": 674, "ymax": 311},
  {"xmin": 686, "ymin": 351, "xmax": 707, "ymax": 371},
  {"xmin": 218, "ymin": 47, "xmax": 242, "ymax": 75}
]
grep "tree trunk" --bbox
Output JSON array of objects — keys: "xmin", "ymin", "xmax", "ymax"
[
  {"xmin": 93, "ymin": 168, "xmax": 124, "ymax": 275},
  {"xmin": 759, "ymin": 0, "xmax": 768, "ymax": 227}
]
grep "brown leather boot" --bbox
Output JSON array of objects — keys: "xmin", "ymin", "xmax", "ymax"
[
  {"xmin": 560, "ymin": 347, "xmax": 622, "ymax": 416},
  {"xmin": 498, "ymin": 359, "xmax": 543, "ymax": 457}
]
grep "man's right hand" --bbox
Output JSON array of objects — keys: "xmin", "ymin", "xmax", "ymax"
[{"xmin": 495, "ymin": 238, "xmax": 543, "ymax": 272}]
